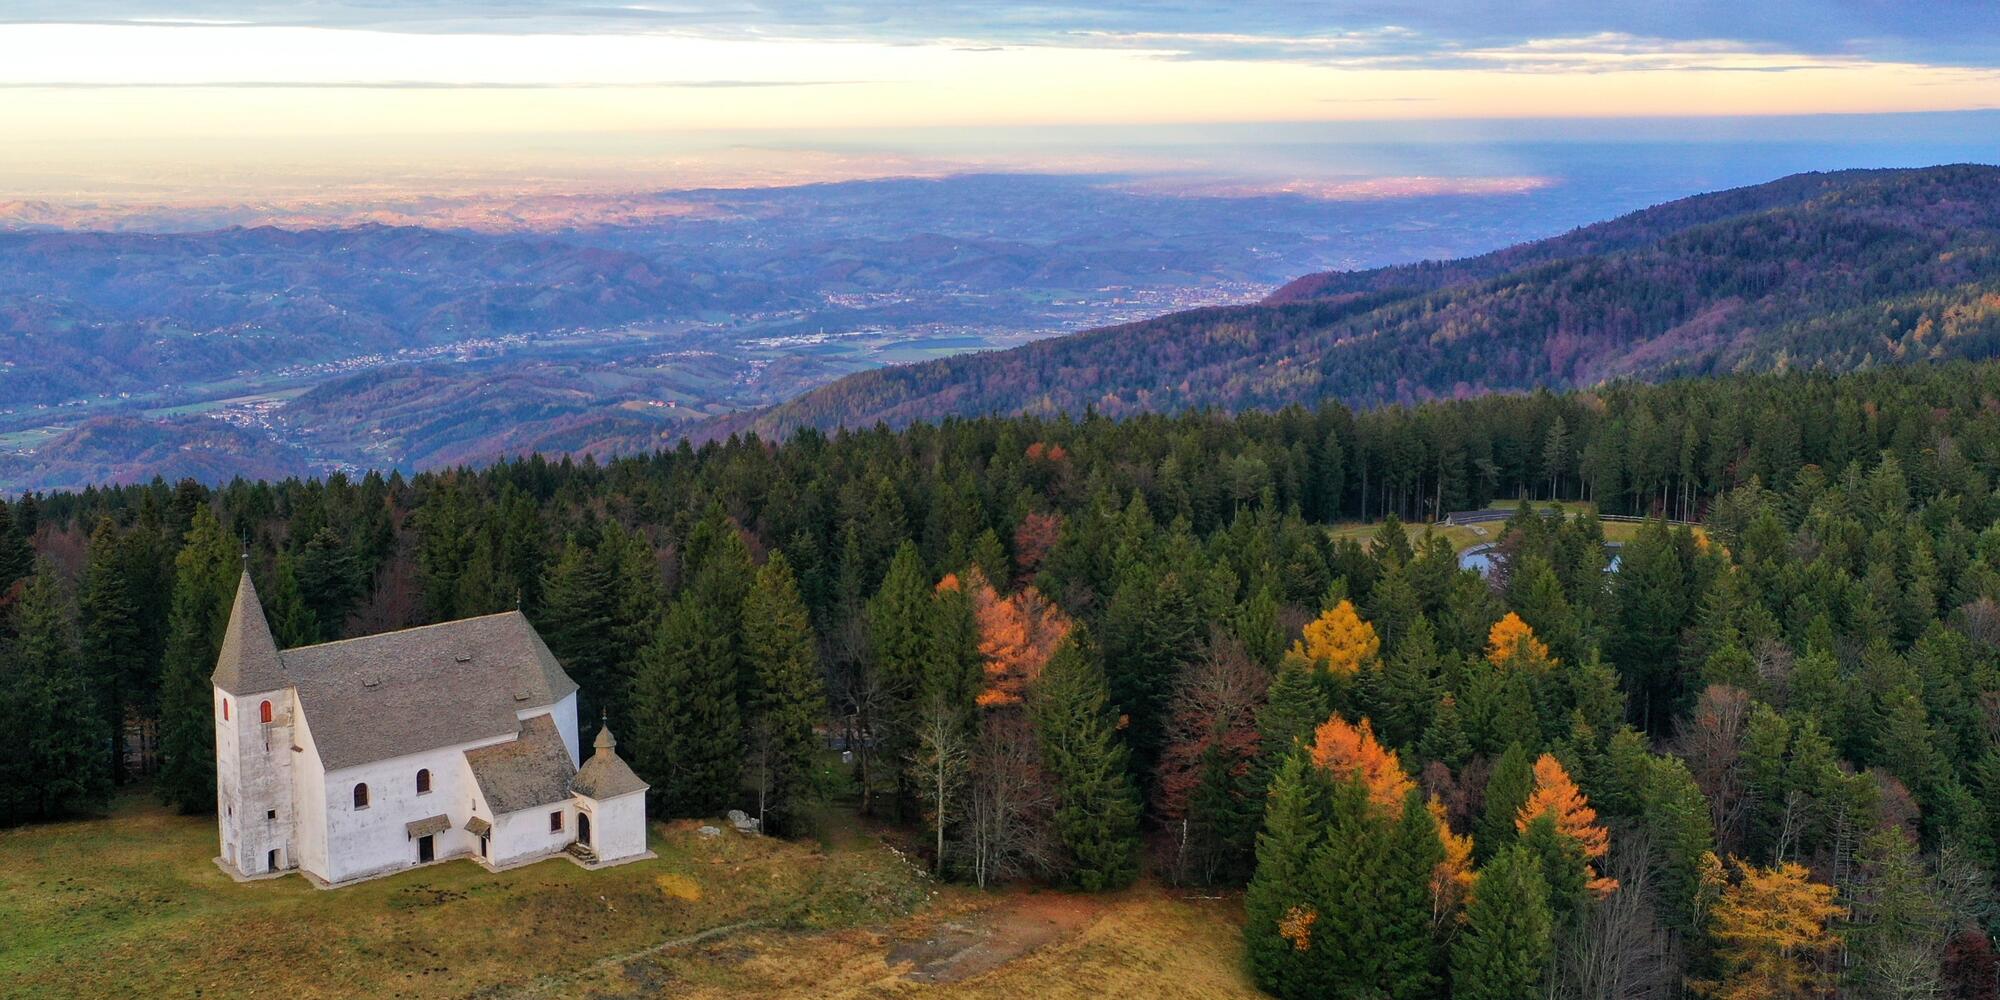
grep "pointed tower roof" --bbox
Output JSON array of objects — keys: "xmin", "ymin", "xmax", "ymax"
[
  {"xmin": 571, "ymin": 722, "xmax": 648, "ymax": 800},
  {"xmin": 211, "ymin": 567, "xmax": 288, "ymax": 695}
]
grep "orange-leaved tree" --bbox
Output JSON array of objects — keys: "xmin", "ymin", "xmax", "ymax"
[
  {"xmin": 1486, "ymin": 612, "xmax": 1553, "ymax": 669},
  {"xmin": 1291, "ymin": 599, "xmax": 1380, "ymax": 676},
  {"xmin": 1311, "ymin": 714, "xmax": 1413, "ymax": 814},
  {"xmin": 1516, "ymin": 753, "xmax": 1616, "ymax": 896},
  {"xmin": 964, "ymin": 567, "xmax": 1072, "ymax": 708},
  {"xmin": 1694, "ymin": 860, "xmax": 1844, "ymax": 1000}
]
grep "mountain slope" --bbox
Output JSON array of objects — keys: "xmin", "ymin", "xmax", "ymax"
[{"xmin": 730, "ymin": 165, "xmax": 2000, "ymax": 437}]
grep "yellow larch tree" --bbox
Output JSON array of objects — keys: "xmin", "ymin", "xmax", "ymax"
[
  {"xmin": 1291, "ymin": 599, "xmax": 1380, "ymax": 676},
  {"xmin": 1486, "ymin": 612, "xmax": 1552, "ymax": 669},
  {"xmin": 1694, "ymin": 860, "xmax": 1844, "ymax": 1000}
]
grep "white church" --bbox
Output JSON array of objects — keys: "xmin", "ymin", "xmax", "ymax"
[{"xmin": 212, "ymin": 568, "xmax": 651, "ymax": 885}]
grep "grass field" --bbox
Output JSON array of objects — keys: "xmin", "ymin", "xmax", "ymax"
[
  {"xmin": 1327, "ymin": 500, "xmax": 1701, "ymax": 555},
  {"xmin": 0, "ymin": 794, "xmax": 1257, "ymax": 999}
]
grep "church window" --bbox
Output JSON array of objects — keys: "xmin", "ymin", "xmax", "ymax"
[
  {"xmin": 353, "ymin": 783, "xmax": 370, "ymax": 809},
  {"xmin": 549, "ymin": 810, "xmax": 564, "ymax": 833},
  {"xmin": 222, "ymin": 699, "xmax": 230, "ymax": 721},
  {"xmin": 259, "ymin": 700, "xmax": 273, "ymax": 724},
  {"xmin": 266, "ymin": 809, "xmax": 276, "ymax": 820},
  {"xmin": 416, "ymin": 769, "xmax": 432, "ymax": 794}
]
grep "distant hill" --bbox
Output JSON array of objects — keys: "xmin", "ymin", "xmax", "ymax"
[
  {"xmin": 0, "ymin": 224, "xmax": 729, "ymax": 406},
  {"xmin": 727, "ymin": 165, "xmax": 2000, "ymax": 437}
]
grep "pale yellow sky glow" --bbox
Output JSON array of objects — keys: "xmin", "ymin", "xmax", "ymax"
[
  {"xmin": 0, "ymin": 21, "xmax": 1994, "ymax": 202},
  {"xmin": 3, "ymin": 22, "xmax": 1997, "ymax": 138}
]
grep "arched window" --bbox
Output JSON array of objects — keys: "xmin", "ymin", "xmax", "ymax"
[
  {"xmin": 222, "ymin": 699, "xmax": 230, "ymax": 721},
  {"xmin": 353, "ymin": 783, "xmax": 370, "ymax": 809},
  {"xmin": 259, "ymin": 700, "xmax": 273, "ymax": 724},
  {"xmin": 416, "ymin": 769, "xmax": 432, "ymax": 795}
]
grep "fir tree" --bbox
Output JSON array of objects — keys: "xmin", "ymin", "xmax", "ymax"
[
  {"xmin": 1246, "ymin": 750, "xmax": 1329, "ymax": 998},
  {"xmin": 740, "ymin": 552, "xmax": 825, "ymax": 835},
  {"xmin": 867, "ymin": 541, "xmax": 933, "ymax": 814},
  {"xmin": 156, "ymin": 507, "xmax": 236, "ymax": 814},
  {"xmin": 630, "ymin": 592, "xmax": 741, "ymax": 818},
  {"xmin": 1032, "ymin": 634, "xmax": 1141, "ymax": 891},
  {"xmin": 264, "ymin": 550, "xmax": 320, "ymax": 648},
  {"xmin": 77, "ymin": 518, "xmax": 143, "ymax": 781},
  {"xmin": 1451, "ymin": 845, "xmax": 1554, "ymax": 1000},
  {"xmin": 0, "ymin": 563, "xmax": 110, "ymax": 823},
  {"xmin": 1477, "ymin": 743, "xmax": 1534, "ymax": 862}
]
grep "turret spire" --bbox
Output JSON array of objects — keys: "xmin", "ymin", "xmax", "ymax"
[{"xmin": 211, "ymin": 567, "xmax": 288, "ymax": 694}]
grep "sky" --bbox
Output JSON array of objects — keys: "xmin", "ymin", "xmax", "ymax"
[{"xmin": 2, "ymin": 2, "xmax": 1998, "ymax": 201}]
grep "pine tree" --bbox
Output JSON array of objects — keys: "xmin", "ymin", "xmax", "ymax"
[
  {"xmin": 1032, "ymin": 634, "xmax": 1141, "ymax": 891},
  {"xmin": 156, "ymin": 507, "xmax": 236, "ymax": 814},
  {"xmin": 0, "ymin": 498, "xmax": 31, "ymax": 589},
  {"xmin": 630, "ymin": 592, "xmax": 741, "ymax": 818},
  {"xmin": 295, "ymin": 526, "xmax": 363, "ymax": 639},
  {"xmin": 1451, "ymin": 845, "xmax": 1554, "ymax": 1000},
  {"xmin": 740, "ymin": 552, "xmax": 825, "ymax": 835},
  {"xmin": 1417, "ymin": 693, "xmax": 1473, "ymax": 768}
]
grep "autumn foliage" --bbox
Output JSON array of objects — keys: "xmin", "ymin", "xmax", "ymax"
[
  {"xmin": 1515, "ymin": 754, "xmax": 1616, "ymax": 896},
  {"xmin": 962, "ymin": 566, "xmax": 1072, "ymax": 708},
  {"xmin": 1311, "ymin": 715, "xmax": 1413, "ymax": 814},
  {"xmin": 1485, "ymin": 612, "xmax": 1552, "ymax": 668},
  {"xmin": 1695, "ymin": 860, "xmax": 1844, "ymax": 1000},
  {"xmin": 1291, "ymin": 600, "xmax": 1381, "ymax": 676}
]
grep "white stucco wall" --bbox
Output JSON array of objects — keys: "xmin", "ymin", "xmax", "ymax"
[
  {"xmin": 216, "ymin": 686, "xmax": 296, "ymax": 876},
  {"xmin": 317, "ymin": 735, "xmax": 508, "ymax": 884},
  {"xmin": 491, "ymin": 802, "xmax": 574, "ymax": 866},
  {"xmin": 577, "ymin": 791, "xmax": 646, "ymax": 862},
  {"xmin": 291, "ymin": 704, "xmax": 329, "ymax": 879}
]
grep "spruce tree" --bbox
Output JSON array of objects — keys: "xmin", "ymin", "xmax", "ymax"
[
  {"xmin": 1032, "ymin": 634, "xmax": 1141, "ymax": 891},
  {"xmin": 156, "ymin": 507, "xmax": 236, "ymax": 814},
  {"xmin": 630, "ymin": 591, "xmax": 741, "ymax": 818},
  {"xmin": 539, "ymin": 535, "xmax": 619, "ymax": 725},
  {"xmin": 0, "ymin": 563, "xmax": 110, "ymax": 823},
  {"xmin": 1246, "ymin": 750, "xmax": 1330, "ymax": 998},
  {"xmin": 1477, "ymin": 743, "xmax": 1534, "ymax": 862},
  {"xmin": 1382, "ymin": 788, "xmax": 1447, "ymax": 1000},
  {"xmin": 1451, "ymin": 845, "xmax": 1554, "ymax": 1000},
  {"xmin": 741, "ymin": 552, "xmax": 825, "ymax": 835},
  {"xmin": 264, "ymin": 550, "xmax": 320, "ymax": 648},
  {"xmin": 867, "ymin": 541, "xmax": 932, "ymax": 813},
  {"xmin": 78, "ymin": 518, "xmax": 143, "ymax": 781}
]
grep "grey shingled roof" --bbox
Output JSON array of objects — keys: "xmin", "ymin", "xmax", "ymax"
[
  {"xmin": 212, "ymin": 569, "xmax": 288, "ymax": 695},
  {"xmin": 466, "ymin": 714, "xmax": 579, "ymax": 815},
  {"xmin": 282, "ymin": 611, "xmax": 579, "ymax": 772},
  {"xmin": 572, "ymin": 723, "xmax": 649, "ymax": 800}
]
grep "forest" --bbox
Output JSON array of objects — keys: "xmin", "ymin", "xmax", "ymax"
[{"xmin": 3, "ymin": 358, "xmax": 2000, "ymax": 998}]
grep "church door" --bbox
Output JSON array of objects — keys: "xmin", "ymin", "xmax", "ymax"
[
  {"xmin": 578, "ymin": 812, "xmax": 592, "ymax": 847},
  {"xmin": 418, "ymin": 835, "xmax": 435, "ymax": 863}
]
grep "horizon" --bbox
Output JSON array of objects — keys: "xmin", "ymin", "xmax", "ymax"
[{"xmin": 5, "ymin": 1, "xmax": 1999, "ymax": 206}]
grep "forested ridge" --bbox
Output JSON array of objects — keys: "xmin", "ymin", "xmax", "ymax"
[
  {"xmin": 732, "ymin": 164, "xmax": 2000, "ymax": 438},
  {"xmin": 3, "ymin": 359, "xmax": 2000, "ymax": 997}
]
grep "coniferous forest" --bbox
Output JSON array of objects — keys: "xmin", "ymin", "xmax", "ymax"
[{"xmin": 4, "ymin": 359, "xmax": 2000, "ymax": 998}]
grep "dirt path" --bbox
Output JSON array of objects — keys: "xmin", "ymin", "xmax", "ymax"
[{"xmin": 886, "ymin": 891, "xmax": 1104, "ymax": 983}]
